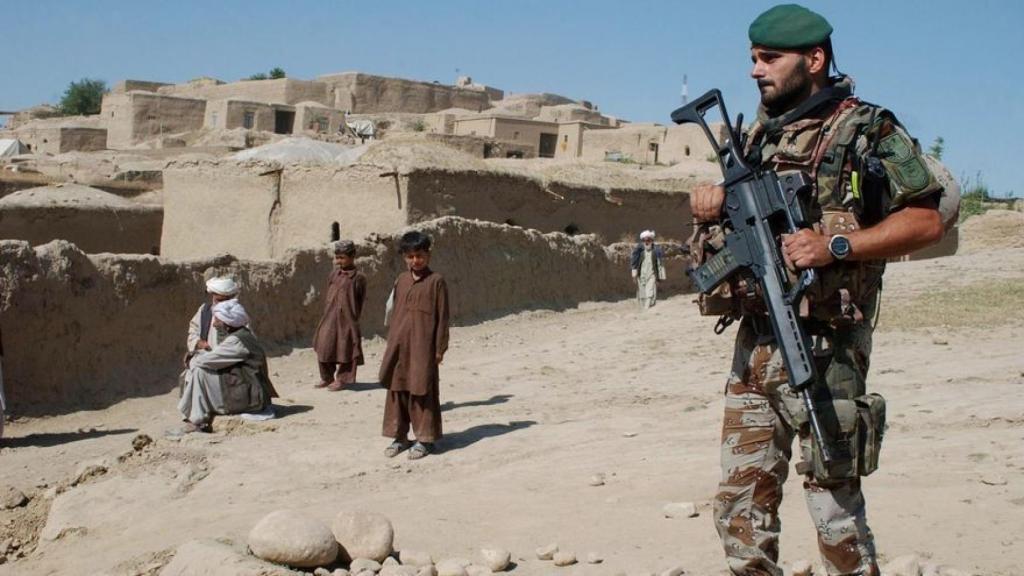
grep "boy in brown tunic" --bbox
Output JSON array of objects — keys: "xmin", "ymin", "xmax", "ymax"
[
  {"xmin": 378, "ymin": 231, "xmax": 450, "ymax": 460},
  {"xmin": 312, "ymin": 240, "xmax": 367, "ymax": 391}
]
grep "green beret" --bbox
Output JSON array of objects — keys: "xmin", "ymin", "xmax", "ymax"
[{"xmin": 749, "ymin": 4, "xmax": 833, "ymax": 49}]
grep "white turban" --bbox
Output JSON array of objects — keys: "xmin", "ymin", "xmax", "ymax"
[
  {"xmin": 206, "ymin": 277, "xmax": 239, "ymax": 296},
  {"xmin": 640, "ymin": 230, "xmax": 656, "ymax": 240},
  {"xmin": 212, "ymin": 299, "xmax": 250, "ymax": 328}
]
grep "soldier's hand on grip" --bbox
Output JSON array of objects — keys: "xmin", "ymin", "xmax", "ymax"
[{"xmin": 691, "ymin": 183, "xmax": 725, "ymax": 222}]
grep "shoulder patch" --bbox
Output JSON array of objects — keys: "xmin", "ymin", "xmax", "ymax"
[{"xmin": 878, "ymin": 132, "xmax": 930, "ymax": 192}]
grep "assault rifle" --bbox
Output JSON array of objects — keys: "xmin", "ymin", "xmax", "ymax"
[{"xmin": 671, "ymin": 89, "xmax": 833, "ymax": 464}]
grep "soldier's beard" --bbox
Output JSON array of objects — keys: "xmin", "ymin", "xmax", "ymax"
[{"xmin": 759, "ymin": 62, "xmax": 813, "ymax": 115}]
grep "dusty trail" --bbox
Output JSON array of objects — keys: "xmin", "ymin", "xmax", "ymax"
[{"xmin": 1, "ymin": 244, "xmax": 1022, "ymax": 575}]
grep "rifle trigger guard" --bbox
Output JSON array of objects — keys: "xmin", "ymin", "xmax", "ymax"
[{"xmin": 714, "ymin": 315, "xmax": 735, "ymax": 335}]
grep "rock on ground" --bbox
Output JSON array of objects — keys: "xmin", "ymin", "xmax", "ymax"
[
  {"xmin": 248, "ymin": 509, "xmax": 338, "ymax": 568},
  {"xmin": 479, "ymin": 548, "xmax": 510, "ymax": 572},
  {"xmin": 659, "ymin": 566, "xmax": 685, "ymax": 576},
  {"xmin": 535, "ymin": 543, "xmax": 558, "ymax": 560},
  {"xmin": 464, "ymin": 566, "xmax": 492, "ymax": 576},
  {"xmin": 586, "ymin": 552, "xmax": 604, "ymax": 564},
  {"xmin": 349, "ymin": 558, "xmax": 382, "ymax": 573},
  {"xmin": 381, "ymin": 566, "xmax": 420, "ymax": 576},
  {"xmin": 662, "ymin": 502, "xmax": 698, "ymax": 519},
  {"xmin": 332, "ymin": 511, "xmax": 395, "ymax": 563},
  {"xmin": 399, "ymin": 549, "xmax": 434, "ymax": 567},
  {"xmin": 0, "ymin": 485, "xmax": 28, "ymax": 510},
  {"xmin": 553, "ymin": 551, "xmax": 576, "ymax": 567},
  {"xmin": 160, "ymin": 538, "xmax": 302, "ymax": 576}
]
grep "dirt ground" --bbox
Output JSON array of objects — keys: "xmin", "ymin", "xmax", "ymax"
[{"xmin": 1, "ymin": 239, "xmax": 1022, "ymax": 576}]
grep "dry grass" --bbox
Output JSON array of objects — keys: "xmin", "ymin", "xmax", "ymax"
[{"xmin": 878, "ymin": 279, "xmax": 1024, "ymax": 331}]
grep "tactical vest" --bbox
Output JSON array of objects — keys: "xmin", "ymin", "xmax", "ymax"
[{"xmin": 692, "ymin": 96, "xmax": 889, "ymax": 326}]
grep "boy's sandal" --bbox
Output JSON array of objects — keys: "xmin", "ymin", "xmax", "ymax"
[
  {"xmin": 407, "ymin": 442, "xmax": 432, "ymax": 460},
  {"xmin": 384, "ymin": 440, "xmax": 410, "ymax": 458},
  {"xmin": 314, "ymin": 381, "xmax": 331, "ymax": 389}
]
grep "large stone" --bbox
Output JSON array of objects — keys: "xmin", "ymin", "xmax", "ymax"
[
  {"xmin": 417, "ymin": 567, "xmax": 437, "ymax": 576},
  {"xmin": 884, "ymin": 554, "xmax": 923, "ymax": 576},
  {"xmin": 160, "ymin": 538, "xmax": 302, "ymax": 576},
  {"xmin": 662, "ymin": 502, "xmax": 698, "ymax": 519},
  {"xmin": 553, "ymin": 552, "xmax": 577, "ymax": 567},
  {"xmin": 479, "ymin": 548, "xmax": 510, "ymax": 572},
  {"xmin": 0, "ymin": 485, "xmax": 27, "ymax": 510},
  {"xmin": 332, "ymin": 512, "xmax": 395, "ymax": 563},
  {"xmin": 400, "ymin": 549, "xmax": 434, "ymax": 567},
  {"xmin": 248, "ymin": 509, "xmax": 339, "ymax": 568}
]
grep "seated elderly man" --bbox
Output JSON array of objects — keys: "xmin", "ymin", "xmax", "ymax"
[
  {"xmin": 171, "ymin": 299, "xmax": 278, "ymax": 436},
  {"xmin": 185, "ymin": 277, "xmax": 239, "ymax": 366}
]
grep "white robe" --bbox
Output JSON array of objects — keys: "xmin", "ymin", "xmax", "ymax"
[
  {"xmin": 636, "ymin": 248, "xmax": 665, "ymax": 310},
  {"xmin": 186, "ymin": 303, "xmax": 221, "ymax": 352},
  {"xmin": 177, "ymin": 335, "xmax": 249, "ymax": 425}
]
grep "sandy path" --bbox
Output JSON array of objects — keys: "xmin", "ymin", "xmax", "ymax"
[{"xmin": 1, "ymin": 248, "xmax": 1022, "ymax": 576}]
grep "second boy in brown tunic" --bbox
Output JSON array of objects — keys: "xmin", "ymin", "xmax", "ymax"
[
  {"xmin": 378, "ymin": 231, "xmax": 450, "ymax": 459},
  {"xmin": 313, "ymin": 240, "xmax": 366, "ymax": 391}
]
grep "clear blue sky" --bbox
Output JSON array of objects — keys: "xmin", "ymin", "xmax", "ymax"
[{"xmin": 6, "ymin": 0, "xmax": 1022, "ymax": 197}]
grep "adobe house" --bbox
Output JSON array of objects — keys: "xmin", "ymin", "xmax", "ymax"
[
  {"xmin": 101, "ymin": 91, "xmax": 207, "ymax": 149},
  {"xmin": 12, "ymin": 125, "xmax": 107, "ymax": 155},
  {"xmin": 580, "ymin": 123, "xmax": 721, "ymax": 165},
  {"xmin": 159, "ymin": 146, "xmax": 694, "ymax": 261},
  {"xmin": 0, "ymin": 184, "xmax": 162, "ymax": 254}
]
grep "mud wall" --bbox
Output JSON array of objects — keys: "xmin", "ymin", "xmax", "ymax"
[
  {"xmin": 405, "ymin": 169, "xmax": 693, "ymax": 242},
  {"xmin": 161, "ymin": 160, "xmax": 694, "ymax": 260},
  {"xmin": 158, "ymin": 78, "xmax": 331, "ymax": 107},
  {"xmin": 274, "ymin": 164, "xmax": 407, "ymax": 257},
  {"xmin": 321, "ymin": 73, "xmax": 492, "ymax": 114},
  {"xmin": 160, "ymin": 161, "xmax": 280, "ymax": 260},
  {"xmin": 0, "ymin": 205, "xmax": 162, "ymax": 254},
  {"xmin": 0, "ymin": 217, "xmax": 691, "ymax": 415}
]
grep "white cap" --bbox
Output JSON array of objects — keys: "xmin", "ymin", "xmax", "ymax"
[{"xmin": 205, "ymin": 277, "xmax": 239, "ymax": 296}]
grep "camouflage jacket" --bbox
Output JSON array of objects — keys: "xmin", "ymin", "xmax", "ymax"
[{"xmin": 744, "ymin": 75, "xmax": 943, "ymax": 322}]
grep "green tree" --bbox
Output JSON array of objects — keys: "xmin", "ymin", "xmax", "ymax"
[
  {"xmin": 58, "ymin": 78, "xmax": 107, "ymax": 116},
  {"xmin": 928, "ymin": 136, "xmax": 945, "ymax": 159},
  {"xmin": 247, "ymin": 72, "xmax": 269, "ymax": 81},
  {"xmin": 269, "ymin": 67, "xmax": 286, "ymax": 79}
]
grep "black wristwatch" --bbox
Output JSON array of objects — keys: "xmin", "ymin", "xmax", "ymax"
[{"xmin": 828, "ymin": 234, "xmax": 852, "ymax": 261}]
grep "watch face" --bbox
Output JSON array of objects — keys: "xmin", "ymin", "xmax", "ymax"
[{"xmin": 831, "ymin": 235, "xmax": 852, "ymax": 258}]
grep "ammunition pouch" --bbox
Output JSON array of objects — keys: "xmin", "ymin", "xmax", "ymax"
[
  {"xmin": 805, "ymin": 211, "xmax": 884, "ymax": 326},
  {"xmin": 689, "ymin": 222, "xmax": 734, "ymax": 316},
  {"xmin": 800, "ymin": 393, "xmax": 886, "ymax": 481},
  {"xmin": 855, "ymin": 392, "xmax": 886, "ymax": 476}
]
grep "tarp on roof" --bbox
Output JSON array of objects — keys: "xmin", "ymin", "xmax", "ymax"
[
  {"xmin": 230, "ymin": 137, "xmax": 368, "ymax": 165},
  {"xmin": 0, "ymin": 138, "xmax": 25, "ymax": 158}
]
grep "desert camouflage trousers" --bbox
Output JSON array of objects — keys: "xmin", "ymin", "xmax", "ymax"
[{"xmin": 714, "ymin": 315, "xmax": 880, "ymax": 576}]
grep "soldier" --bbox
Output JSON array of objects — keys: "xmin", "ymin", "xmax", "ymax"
[{"xmin": 690, "ymin": 5, "xmax": 946, "ymax": 575}]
